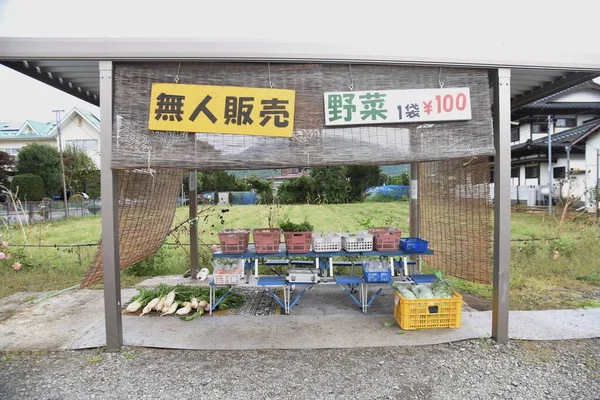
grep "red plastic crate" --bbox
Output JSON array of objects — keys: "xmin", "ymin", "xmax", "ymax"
[
  {"xmin": 368, "ymin": 227, "xmax": 403, "ymax": 251},
  {"xmin": 283, "ymin": 232, "xmax": 312, "ymax": 253},
  {"xmin": 253, "ymin": 228, "xmax": 282, "ymax": 254},
  {"xmin": 218, "ymin": 229, "xmax": 250, "ymax": 254}
]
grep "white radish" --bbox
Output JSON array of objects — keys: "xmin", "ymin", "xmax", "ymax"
[
  {"xmin": 163, "ymin": 290, "xmax": 176, "ymax": 308},
  {"xmin": 161, "ymin": 304, "xmax": 170, "ymax": 313},
  {"xmin": 154, "ymin": 296, "xmax": 166, "ymax": 311},
  {"xmin": 191, "ymin": 297, "xmax": 199, "ymax": 309},
  {"xmin": 126, "ymin": 300, "xmax": 143, "ymax": 313},
  {"xmin": 204, "ymin": 303, "xmax": 211, "ymax": 312},
  {"xmin": 176, "ymin": 302, "xmax": 192, "ymax": 315},
  {"xmin": 198, "ymin": 300, "xmax": 208, "ymax": 309},
  {"xmin": 161, "ymin": 302, "xmax": 179, "ymax": 316},
  {"xmin": 140, "ymin": 297, "xmax": 160, "ymax": 316}
]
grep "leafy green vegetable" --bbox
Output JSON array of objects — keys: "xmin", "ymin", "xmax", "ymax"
[
  {"xmin": 278, "ymin": 218, "xmax": 314, "ymax": 232},
  {"xmin": 431, "ymin": 280, "xmax": 453, "ymax": 299}
]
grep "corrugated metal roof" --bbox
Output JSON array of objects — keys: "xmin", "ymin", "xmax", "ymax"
[
  {"xmin": 26, "ymin": 120, "xmax": 55, "ymax": 135},
  {"xmin": 1, "ymin": 39, "xmax": 600, "ymax": 108}
]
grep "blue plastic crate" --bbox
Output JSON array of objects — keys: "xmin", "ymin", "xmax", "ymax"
[
  {"xmin": 361, "ymin": 265, "xmax": 391, "ymax": 283},
  {"xmin": 400, "ymin": 238, "xmax": 429, "ymax": 252}
]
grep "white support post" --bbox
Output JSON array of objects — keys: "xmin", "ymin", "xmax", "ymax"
[
  {"xmin": 492, "ymin": 68, "xmax": 511, "ymax": 344},
  {"xmin": 99, "ymin": 61, "xmax": 122, "ymax": 351}
]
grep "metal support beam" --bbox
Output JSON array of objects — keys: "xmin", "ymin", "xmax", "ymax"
[
  {"xmin": 492, "ymin": 68, "xmax": 511, "ymax": 344},
  {"xmin": 99, "ymin": 61, "xmax": 122, "ymax": 351},
  {"xmin": 189, "ymin": 171, "xmax": 199, "ymax": 280},
  {"xmin": 409, "ymin": 163, "xmax": 419, "ymax": 269}
]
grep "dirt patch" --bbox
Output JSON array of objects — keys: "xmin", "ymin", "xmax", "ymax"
[{"xmin": 459, "ymin": 292, "xmax": 492, "ymax": 311}]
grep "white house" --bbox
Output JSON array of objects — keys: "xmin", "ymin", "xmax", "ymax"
[
  {"xmin": 0, "ymin": 107, "xmax": 101, "ymax": 168},
  {"xmin": 509, "ymin": 80, "xmax": 600, "ymax": 211}
]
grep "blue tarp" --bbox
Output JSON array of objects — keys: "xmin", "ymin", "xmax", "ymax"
[
  {"xmin": 231, "ymin": 192, "xmax": 257, "ymax": 205},
  {"xmin": 365, "ymin": 185, "xmax": 409, "ymax": 200}
]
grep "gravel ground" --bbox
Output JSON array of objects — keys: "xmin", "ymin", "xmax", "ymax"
[{"xmin": 1, "ymin": 338, "xmax": 598, "ymax": 399}]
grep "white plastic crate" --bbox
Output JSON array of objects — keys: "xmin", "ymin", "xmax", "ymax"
[
  {"xmin": 212, "ymin": 260, "xmax": 243, "ymax": 285},
  {"xmin": 312, "ymin": 232, "xmax": 342, "ymax": 252},
  {"xmin": 213, "ymin": 273, "xmax": 241, "ymax": 285},
  {"xmin": 340, "ymin": 231, "xmax": 374, "ymax": 252}
]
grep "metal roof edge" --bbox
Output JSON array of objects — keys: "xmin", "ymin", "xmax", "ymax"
[{"xmin": 3, "ymin": 38, "xmax": 600, "ymax": 71}]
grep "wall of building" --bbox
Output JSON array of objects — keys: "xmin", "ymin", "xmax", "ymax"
[
  {"xmin": 0, "ymin": 138, "xmax": 55, "ymax": 155},
  {"xmin": 59, "ymin": 115, "xmax": 101, "ymax": 168},
  {"xmin": 585, "ymin": 131, "xmax": 600, "ymax": 211},
  {"xmin": 553, "ymin": 89, "xmax": 600, "ymax": 102}
]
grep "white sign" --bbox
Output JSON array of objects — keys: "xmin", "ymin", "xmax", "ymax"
[{"xmin": 324, "ymin": 87, "xmax": 472, "ymax": 126}]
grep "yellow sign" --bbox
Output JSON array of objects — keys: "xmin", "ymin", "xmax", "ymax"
[{"xmin": 148, "ymin": 83, "xmax": 296, "ymax": 137}]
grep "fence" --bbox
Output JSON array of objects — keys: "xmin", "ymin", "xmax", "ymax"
[{"xmin": 0, "ymin": 199, "xmax": 101, "ymax": 226}]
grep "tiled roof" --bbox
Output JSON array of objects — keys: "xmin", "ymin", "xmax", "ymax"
[
  {"xmin": 523, "ymin": 102, "xmax": 600, "ymax": 109},
  {"xmin": 512, "ymin": 119, "xmax": 600, "ymax": 152}
]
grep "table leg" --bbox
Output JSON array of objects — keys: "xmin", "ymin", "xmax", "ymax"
[
  {"xmin": 389, "ymin": 256, "xmax": 394, "ymax": 277},
  {"xmin": 209, "ymin": 284, "xmax": 214, "ymax": 316},
  {"xmin": 403, "ymin": 256, "xmax": 408, "ymax": 277},
  {"xmin": 329, "ymin": 257, "xmax": 333, "ymax": 277},
  {"xmin": 254, "ymin": 258, "xmax": 259, "ymax": 278}
]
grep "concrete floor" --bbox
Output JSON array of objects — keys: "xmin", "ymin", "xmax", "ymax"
[{"xmin": 0, "ymin": 277, "xmax": 598, "ymax": 351}]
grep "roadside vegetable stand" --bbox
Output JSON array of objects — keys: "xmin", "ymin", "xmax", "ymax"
[
  {"xmin": 210, "ymin": 234, "xmax": 434, "ymax": 314},
  {"xmin": 6, "ymin": 23, "xmax": 598, "ymax": 348}
]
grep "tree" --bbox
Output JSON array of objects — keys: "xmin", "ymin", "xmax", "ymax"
[
  {"xmin": 11, "ymin": 174, "xmax": 45, "ymax": 201},
  {"xmin": 245, "ymin": 175, "xmax": 274, "ymax": 204},
  {"xmin": 199, "ymin": 171, "xmax": 249, "ymax": 192},
  {"xmin": 310, "ymin": 166, "xmax": 350, "ymax": 204},
  {"xmin": 346, "ymin": 165, "xmax": 383, "ymax": 201},
  {"xmin": 63, "ymin": 146, "xmax": 97, "ymax": 197},
  {"xmin": 277, "ymin": 176, "xmax": 316, "ymax": 204},
  {"xmin": 0, "ymin": 151, "xmax": 15, "ymax": 189},
  {"xmin": 385, "ymin": 172, "xmax": 410, "ymax": 186},
  {"xmin": 16, "ymin": 143, "xmax": 62, "ymax": 197}
]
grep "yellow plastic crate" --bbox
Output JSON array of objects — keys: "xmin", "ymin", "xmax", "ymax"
[{"xmin": 393, "ymin": 290, "xmax": 462, "ymax": 330}]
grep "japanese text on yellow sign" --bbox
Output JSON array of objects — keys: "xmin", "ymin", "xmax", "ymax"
[{"xmin": 148, "ymin": 83, "xmax": 296, "ymax": 137}]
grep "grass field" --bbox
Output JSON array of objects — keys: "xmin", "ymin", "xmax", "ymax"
[{"xmin": 0, "ymin": 202, "xmax": 598, "ymax": 310}]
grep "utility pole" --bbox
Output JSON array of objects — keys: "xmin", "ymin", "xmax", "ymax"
[
  {"xmin": 547, "ymin": 115, "xmax": 553, "ymax": 216},
  {"xmin": 596, "ymin": 149, "xmax": 599, "ymax": 219},
  {"xmin": 53, "ymin": 109, "xmax": 69, "ymax": 219}
]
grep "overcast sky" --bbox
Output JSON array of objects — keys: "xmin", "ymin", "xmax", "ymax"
[{"xmin": 0, "ymin": 0, "xmax": 598, "ymax": 124}]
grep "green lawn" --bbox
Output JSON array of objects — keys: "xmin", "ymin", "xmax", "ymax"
[{"xmin": 0, "ymin": 202, "xmax": 598, "ymax": 310}]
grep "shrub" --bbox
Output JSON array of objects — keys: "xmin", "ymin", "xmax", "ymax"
[
  {"xmin": 278, "ymin": 218, "xmax": 314, "ymax": 232},
  {"xmin": 70, "ymin": 193, "xmax": 85, "ymax": 203},
  {"xmin": 10, "ymin": 174, "xmax": 45, "ymax": 201}
]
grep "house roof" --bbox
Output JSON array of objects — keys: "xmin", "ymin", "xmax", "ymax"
[
  {"xmin": 512, "ymin": 119, "xmax": 600, "ymax": 157},
  {"xmin": 25, "ymin": 120, "xmax": 55, "ymax": 135},
  {"xmin": 0, "ymin": 107, "xmax": 99, "ymax": 141},
  {"xmin": 523, "ymin": 101, "xmax": 600, "ymax": 110}
]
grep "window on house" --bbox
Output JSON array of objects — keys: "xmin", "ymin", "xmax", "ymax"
[
  {"xmin": 555, "ymin": 118, "xmax": 576, "ymax": 128},
  {"xmin": 65, "ymin": 139, "xmax": 98, "ymax": 153},
  {"xmin": 0, "ymin": 148, "xmax": 20, "ymax": 156},
  {"xmin": 511, "ymin": 126, "xmax": 519, "ymax": 142},
  {"xmin": 525, "ymin": 165, "xmax": 539, "ymax": 179},
  {"xmin": 511, "ymin": 167, "xmax": 520, "ymax": 178},
  {"xmin": 554, "ymin": 166, "xmax": 566, "ymax": 179},
  {"xmin": 531, "ymin": 122, "xmax": 548, "ymax": 134}
]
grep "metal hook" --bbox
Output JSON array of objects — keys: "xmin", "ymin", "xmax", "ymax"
[
  {"xmin": 268, "ymin": 63, "xmax": 274, "ymax": 88},
  {"xmin": 175, "ymin": 62, "xmax": 182, "ymax": 84},
  {"xmin": 349, "ymin": 64, "xmax": 354, "ymax": 91},
  {"xmin": 438, "ymin": 67, "xmax": 444, "ymax": 89}
]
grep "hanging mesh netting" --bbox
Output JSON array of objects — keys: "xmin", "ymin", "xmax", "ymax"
[
  {"xmin": 419, "ymin": 157, "xmax": 492, "ymax": 283},
  {"xmin": 81, "ymin": 168, "xmax": 182, "ymax": 288},
  {"xmin": 81, "ymin": 62, "xmax": 495, "ymax": 287}
]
